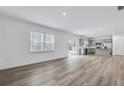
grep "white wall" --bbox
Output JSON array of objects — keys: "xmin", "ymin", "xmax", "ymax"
[
  {"xmin": 0, "ymin": 15, "xmax": 79, "ymax": 70},
  {"xmin": 113, "ymin": 34, "xmax": 124, "ymax": 55},
  {"xmin": 0, "ymin": 17, "xmax": 5, "ymax": 67},
  {"xmin": 0, "ymin": 20, "xmax": 2, "ymax": 66},
  {"xmin": 0, "ymin": 25, "xmax": 2, "ymax": 67}
]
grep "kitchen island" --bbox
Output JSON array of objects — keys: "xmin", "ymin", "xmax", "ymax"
[{"xmin": 95, "ymin": 48, "xmax": 112, "ymax": 56}]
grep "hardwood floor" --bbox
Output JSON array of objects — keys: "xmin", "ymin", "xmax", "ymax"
[{"xmin": 0, "ymin": 55, "xmax": 124, "ymax": 86}]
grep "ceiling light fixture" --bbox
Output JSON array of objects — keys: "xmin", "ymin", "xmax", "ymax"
[{"xmin": 62, "ymin": 12, "xmax": 67, "ymax": 16}]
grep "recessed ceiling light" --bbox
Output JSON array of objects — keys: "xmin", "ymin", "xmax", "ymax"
[{"xmin": 62, "ymin": 12, "xmax": 67, "ymax": 16}]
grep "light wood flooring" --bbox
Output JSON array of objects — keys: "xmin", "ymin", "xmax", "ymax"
[{"xmin": 0, "ymin": 55, "xmax": 124, "ymax": 86}]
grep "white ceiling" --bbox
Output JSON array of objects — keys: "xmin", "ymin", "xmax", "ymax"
[{"xmin": 0, "ymin": 6, "xmax": 124, "ymax": 37}]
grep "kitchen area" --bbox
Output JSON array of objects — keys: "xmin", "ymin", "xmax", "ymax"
[{"xmin": 79, "ymin": 36, "xmax": 112, "ymax": 56}]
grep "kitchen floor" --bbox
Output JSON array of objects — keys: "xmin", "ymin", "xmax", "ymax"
[{"xmin": 0, "ymin": 55, "xmax": 124, "ymax": 86}]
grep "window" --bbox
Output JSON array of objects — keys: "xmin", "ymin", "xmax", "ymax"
[
  {"xmin": 31, "ymin": 32, "xmax": 43, "ymax": 52},
  {"xmin": 30, "ymin": 32, "xmax": 55, "ymax": 52},
  {"xmin": 44, "ymin": 34, "xmax": 55, "ymax": 51}
]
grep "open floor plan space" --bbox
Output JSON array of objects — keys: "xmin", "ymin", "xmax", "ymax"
[
  {"xmin": 1, "ymin": 6, "xmax": 124, "ymax": 86},
  {"xmin": 1, "ymin": 55, "xmax": 124, "ymax": 86}
]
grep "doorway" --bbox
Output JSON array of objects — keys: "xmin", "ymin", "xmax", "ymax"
[{"xmin": 68, "ymin": 40, "xmax": 77, "ymax": 56}]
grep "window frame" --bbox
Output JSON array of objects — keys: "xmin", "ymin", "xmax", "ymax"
[
  {"xmin": 30, "ymin": 31, "xmax": 55, "ymax": 52},
  {"xmin": 44, "ymin": 34, "xmax": 55, "ymax": 51},
  {"xmin": 30, "ymin": 31, "xmax": 44, "ymax": 52}
]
